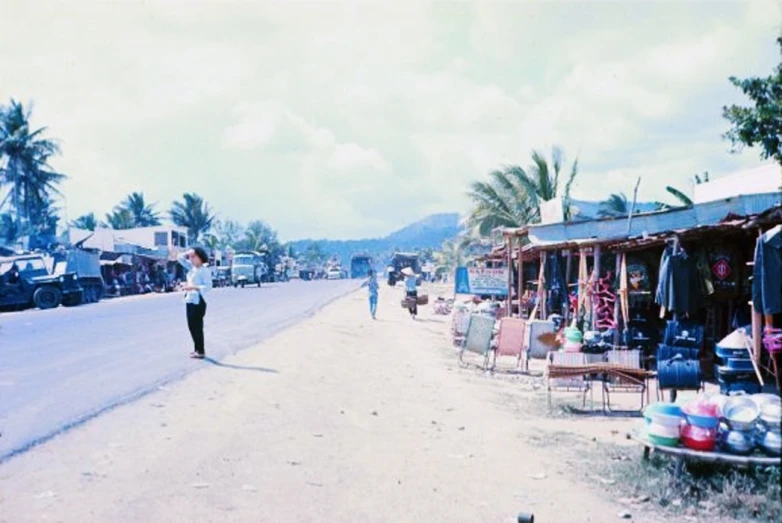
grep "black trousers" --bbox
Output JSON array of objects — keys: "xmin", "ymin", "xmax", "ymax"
[
  {"xmin": 186, "ymin": 298, "xmax": 207, "ymax": 354},
  {"xmin": 406, "ymin": 290, "xmax": 418, "ymax": 316}
]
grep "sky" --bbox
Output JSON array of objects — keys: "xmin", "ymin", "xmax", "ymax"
[{"xmin": 1, "ymin": 0, "xmax": 780, "ymax": 241}]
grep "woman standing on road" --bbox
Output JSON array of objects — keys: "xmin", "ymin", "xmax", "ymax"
[
  {"xmin": 177, "ymin": 247, "xmax": 212, "ymax": 359},
  {"xmin": 402, "ymin": 267, "xmax": 418, "ymax": 319}
]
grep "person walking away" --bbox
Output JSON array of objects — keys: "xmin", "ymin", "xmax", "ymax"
[
  {"xmin": 178, "ymin": 247, "xmax": 212, "ymax": 359},
  {"xmin": 361, "ymin": 269, "xmax": 380, "ymax": 319},
  {"xmin": 402, "ymin": 267, "xmax": 418, "ymax": 319}
]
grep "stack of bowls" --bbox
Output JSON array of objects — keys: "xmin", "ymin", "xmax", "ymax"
[
  {"xmin": 719, "ymin": 396, "xmax": 760, "ymax": 455},
  {"xmin": 644, "ymin": 403, "xmax": 684, "ymax": 446},
  {"xmin": 563, "ymin": 328, "xmax": 583, "ymax": 352},
  {"xmin": 753, "ymin": 394, "xmax": 781, "ymax": 457},
  {"xmin": 681, "ymin": 400, "xmax": 720, "ymax": 451}
]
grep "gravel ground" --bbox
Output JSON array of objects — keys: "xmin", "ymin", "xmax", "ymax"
[{"xmin": 0, "ymin": 284, "xmax": 670, "ymax": 523}]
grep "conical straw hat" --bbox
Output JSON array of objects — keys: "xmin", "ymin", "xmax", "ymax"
[{"xmin": 717, "ymin": 328, "xmax": 749, "ymax": 349}]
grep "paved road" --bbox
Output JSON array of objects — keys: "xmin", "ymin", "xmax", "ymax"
[{"xmin": 0, "ymin": 280, "xmax": 357, "ymax": 460}]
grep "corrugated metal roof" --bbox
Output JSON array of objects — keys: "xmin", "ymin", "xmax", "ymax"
[{"xmin": 526, "ymin": 192, "xmax": 781, "ymax": 246}]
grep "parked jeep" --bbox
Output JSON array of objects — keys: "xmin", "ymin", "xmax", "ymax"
[{"xmin": 0, "ymin": 254, "xmax": 83, "ymax": 311}]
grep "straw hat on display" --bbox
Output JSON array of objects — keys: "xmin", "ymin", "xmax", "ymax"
[{"xmin": 717, "ymin": 329, "xmax": 750, "ymax": 349}]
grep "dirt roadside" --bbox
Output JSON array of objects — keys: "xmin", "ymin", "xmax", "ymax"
[{"xmin": 0, "ymin": 284, "xmax": 671, "ymax": 523}]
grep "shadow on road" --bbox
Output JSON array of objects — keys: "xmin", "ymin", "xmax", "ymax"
[{"xmin": 204, "ymin": 357, "xmax": 279, "ymax": 374}]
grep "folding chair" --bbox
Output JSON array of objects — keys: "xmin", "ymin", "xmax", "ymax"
[
  {"xmin": 546, "ymin": 352, "xmax": 591, "ymax": 409},
  {"xmin": 603, "ymin": 349, "xmax": 648, "ymax": 411},
  {"xmin": 451, "ymin": 307, "xmax": 472, "ymax": 346},
  {"xmin": 459, "ymin": 314, "xmax": 496, "ymax": 369},
  {"xmin": 493, "ymin": 317, "xmax": 527, "ymax": 371}
]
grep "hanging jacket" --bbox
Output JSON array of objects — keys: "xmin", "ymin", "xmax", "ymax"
[
  {"xmin": 655, "ymin": 245, "xmax": 702, "ymax": 315},
  {"xmin": 752, "ymin": 225, "xmax": 782, "ymax": 315}
]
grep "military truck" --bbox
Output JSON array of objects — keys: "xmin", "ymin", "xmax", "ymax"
[
  {"xmin": 386, "ymin": 252, "xmax": 422, "ymax": 286},
  {"xmin": 51, "ymin": 248, "xmax": 105, "ymax": 304},
  {"xmin": 350, "ymin": 254, "xmax": 373, "ymax": 279},
  {"xmin": 0, "ymin": 254, "xmax": 83, "ymax": 310},
  {"xmin": 231, "ymin": 251, "xmax": 264, "ymax": 288}
]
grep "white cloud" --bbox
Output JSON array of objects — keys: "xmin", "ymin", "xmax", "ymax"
[{"xmin": 0, "ymin": 0, "xmax": 779, "ymax": 240}]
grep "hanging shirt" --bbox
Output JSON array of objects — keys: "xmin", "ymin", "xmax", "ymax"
[{"xmin": 177, "ymin": 253, "xmax": 213, "ymax": 305}]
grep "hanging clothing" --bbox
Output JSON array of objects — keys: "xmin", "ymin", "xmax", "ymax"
[
  {"xmin": 694, "ymin": 248, "xmax": 715, "ymax": 297},
  {"xmin": 545, "ymin": 251, "xmax": 567, "ymax": 314},
  {"xmin": 752, "ymin": 225, "xmax": 782, "ymax": 315},
  {"xmin": 655, "ymin": 245, "xmax": 702, "ymax": 316}
]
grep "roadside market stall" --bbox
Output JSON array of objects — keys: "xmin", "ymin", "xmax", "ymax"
[{"xmin": 496, "ymin": 193, "xmax": 782, "ymax": 401}]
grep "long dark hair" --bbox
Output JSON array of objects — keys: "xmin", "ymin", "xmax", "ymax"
[{"xmin": 192, "ymin": 246, "xmax": 209, "ymax": 264}]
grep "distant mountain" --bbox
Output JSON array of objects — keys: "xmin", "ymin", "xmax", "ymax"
[{"xmin": 289, "ymin": 213, "xmax": 461, "ymax": 266}]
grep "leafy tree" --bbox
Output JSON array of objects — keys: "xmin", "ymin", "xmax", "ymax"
[
  {"xmin": 659, "ymin": 173, "xmax": 711, "ymax": 210},
  {"xmin": 723, "ymin": 37, "xmax": 782, "ymax": 164},
  {"xmin": 434, "ymin": 233, "xmax": 482, "ymax": 272},
  {"xmin": 70, "ymin": 212, "xmax": 98, "ymax": 231},
  {"xmin": 598, "ymin": 193, "xmax": 630, "ymax": 217},
  {"xmin": 28, "ymin": 196, "xmax": 60, "ymax": 249},
  {"xmin": 242, "ymin": 220, "xmax": 278, "ymax": 253},
  {"xmin": 0, "ymin": 212, "xmax": 20, "ymax": 244},
  {"xmin": 104, "ymin": 207, "xmax": 135, "ymax": 229},
  {"xmin": 169, "ymin": 192, "xmax": 215, "ymax": 244},
  {"xmin": 466, "ymin": 146, "xmax": 579, "ymax": 236},
  {"xmin": 212, "ymin": 219, "xmax": 243, "ymax": 250},
  {"xmin": 120, "ymin": 192, "xmax": 160, "ymax": 227},
  {"xmin": 303, "ymin": 242, "xmax": 326, "ymax": 264},
  {"xmin": 202, "ymin": 234, "xmax": 220, "ymax": 252},
  {"xmin": 0, "ymin": 99, "xmax": 66, "ymax": 232},
  {"xmin": 664, "ymin": 186, "xmax": 694, "ymax": 208}
]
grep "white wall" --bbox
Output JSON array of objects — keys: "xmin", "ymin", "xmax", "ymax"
[{"xmin": 694, "ymin": 163, "xmax": 782, "ymax": 204}]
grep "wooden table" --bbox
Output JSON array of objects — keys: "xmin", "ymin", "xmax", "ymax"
[{"xmin": 547, "ymin": 363, "xmax": 654, "ymax": 411}]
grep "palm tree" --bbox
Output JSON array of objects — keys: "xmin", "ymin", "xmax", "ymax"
[
  {"xmin": 169, "ymin": 192, "xmax": 215, "ymax": 244},
  {"xmin": 105, "ymin": 207, "xmax": 135, "ymax": 229},
  {"xmin": 70, "ymin": 212, "xmax": 98, "ymax": 231},
  {"xmin": 0, "ymin": 99, "xmax": 66, "ymax": 231},
  {"xmin": 0, "ymin": 211, "xmax": 20, "ymax": 244},
  {"xmin": 435, "ymin": 233, "xmax": 481, "ymax": 272},
  {"xmin": 598, "ymin": 193, "xmax": 630, "ymax": 217},
  {"xmin": 202, "ymin": 233, "xmax": 220, "ymax": 252},
  {"xmin": 243, "ymin": 220, "xmax": 281, "ymax": 255},
  {"xmin": 28, "ymin": 196, "xmax": 60, "ymax": 248},
  {"xmin": 121, "ymin": 192, "xmax": 160, "ymax": 227},
  {"xmin": 213, "ymin": 219, "xmax": 243, "ymax": 250},
  {"xmin": 465, "ymin": 146, "xmax": 579, "ymax": 236},
  {"xmin": 660, "ymin": 172, "xmax": 710, "ymax": 210}
]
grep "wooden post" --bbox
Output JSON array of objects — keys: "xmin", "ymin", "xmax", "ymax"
[
  {"xmin": 626, "ymin": 177, "xmax": 642, "ymax": 234},
  {"xmin": 564, "ymin": 250, "xmax": 573, "ymax": 325},
  {"xmin": 752, "ymin": 228, "xmax": 763, "ymax": 366},
  {"xmin": 591, "ymin": 245, "xmax": 601, "ymax": 331},
  {"xmin": 613, "ymin": 251, "xmax": 622, "ymax": 345},
  {"xmin": 538, "ymin": 251, "xmax": 547, "ymax": 320},
  {"xmin": 506, "ymin": 235, "xmax": 513, "ymax": 317},
  {"xmin": 518, "ymin": 243, "xmax": 524, "ymax": 319}
]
